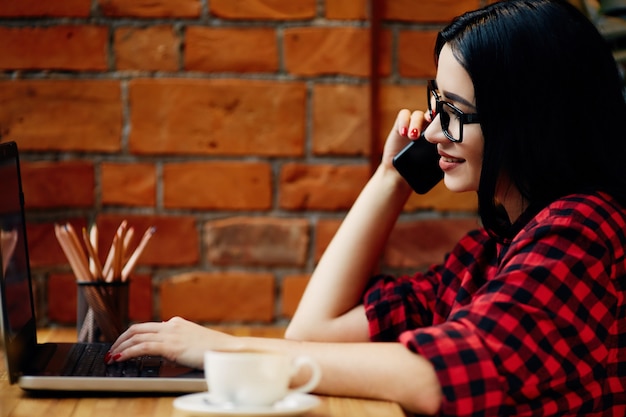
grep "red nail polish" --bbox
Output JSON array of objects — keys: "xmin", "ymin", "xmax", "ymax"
[
  {"xmin": 104, "ymin": 352, "xmax": 111, "ymax": 363},
  {"xmin": 400, "ymin": 127, "xmax": 408, "ymax": 136},
  {"xmin": 112, "ymin": 353, "xmax": 122, "ymax": 361},
  {"xmin": 410, "ymin": 128, "xmax": 419, "ymax": 138}
]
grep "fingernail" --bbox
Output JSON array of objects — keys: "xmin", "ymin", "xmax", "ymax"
[
  {"xmin": 410, "ymin": 128, "xmax": 419, "ymax": 138},
  {"xmin": 112, "ymin": 353, "xmax": 122, "ymax": 362},
  {"xmin": 104, "ymin": 352, "xmax": 111, "ymax": 363},
  {"xmin": 400, "ymin": 127, "xmax": 408, "ymax": 136}
]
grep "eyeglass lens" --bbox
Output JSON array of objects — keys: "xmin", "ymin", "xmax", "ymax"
[{"xmin": 428, "ymin": 84, "xmax": 463, "ymax": 142}]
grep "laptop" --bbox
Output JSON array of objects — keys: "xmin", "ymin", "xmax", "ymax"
[{"xmin": 0, "ymin": 141, "xmax": 206, "ymax": 393}]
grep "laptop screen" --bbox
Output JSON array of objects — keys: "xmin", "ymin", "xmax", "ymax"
[{"xmin": 0, "ymin": 141, "xmax": 37, "ymax": 383}]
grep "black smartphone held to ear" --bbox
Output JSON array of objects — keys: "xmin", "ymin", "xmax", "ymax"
[{"xmin": 392, "ymin": 135, "xmax": 443, "ymax": 194}]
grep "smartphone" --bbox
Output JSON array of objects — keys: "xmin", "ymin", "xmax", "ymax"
[{"xmin": 392, "ymin": 135, "xmax": 443, "ymax": 194}]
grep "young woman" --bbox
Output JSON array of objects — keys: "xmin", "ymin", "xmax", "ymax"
[{"xmin": 108, "ymin": 1, "xmax": 626, "ymax": 415}]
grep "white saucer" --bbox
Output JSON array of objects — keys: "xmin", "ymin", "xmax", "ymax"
[{"xmin": 173, "ymin": 392, "xmax": 320, "ymax": 416}]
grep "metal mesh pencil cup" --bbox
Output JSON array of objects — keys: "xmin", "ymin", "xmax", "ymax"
[{"xmin": 76, "ymin": 280, "xmax": 129, "ymax": 343}]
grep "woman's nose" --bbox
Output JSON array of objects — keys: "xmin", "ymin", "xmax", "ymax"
[{"xmin": 423, "ymin": 114, "xmax": 446, "ymax": 144}]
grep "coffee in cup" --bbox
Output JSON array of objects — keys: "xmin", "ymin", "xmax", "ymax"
[{"xmin": 204, "ymin": 349, "xmax": 322, "ymax": 407}]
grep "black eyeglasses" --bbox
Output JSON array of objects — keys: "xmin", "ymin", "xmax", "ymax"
[{"xmin": 427, "ymin": 80, "xmax": 480, "ymax": 143}]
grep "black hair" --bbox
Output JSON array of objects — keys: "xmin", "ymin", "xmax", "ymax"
[{"xmin": 435, "ymin": 0, "xmax": 626, "ymax": 240}]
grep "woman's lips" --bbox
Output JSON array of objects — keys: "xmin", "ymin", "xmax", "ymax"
[{"xmin": 438, "ymin": 151, "xmax": 465, "ymax": 171}]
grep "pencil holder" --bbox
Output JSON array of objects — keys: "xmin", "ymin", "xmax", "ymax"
[{"xmin": 76, "ymin": 280, "xmax": 129, "ymax": 343}]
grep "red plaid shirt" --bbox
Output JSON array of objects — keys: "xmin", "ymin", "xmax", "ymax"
[{"xmin": 364, "ymin": 192, "xmax": 626, "ymax": 416}]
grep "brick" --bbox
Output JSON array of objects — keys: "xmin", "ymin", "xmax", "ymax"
[
  {"xmin": 376, "ymin": 84, "xmax": 427, "ymax": 151},
  {"xmin": 185, "ymin": 27, "xmax": 278, "ymax": 73},
  {"xmin": 314, "ymin": 219, "xmax": 341, "ymax": 262},
  {"xmin": 281, "ymin": 274, "xmax": 309, "ymax": 318},
  {"xmin": 284, "ymin": 27, "xmax": 370, "ymax": 77},
  {"xmin": 114, "ymin": 25, "xmax": 179, "ymax": 72},
  {"xmin": 47, "ymin": 273, "xmax": 153, "ymax": 324},
  {"xmin": 398, "ymin": 30, "xmax": 438, "ymax": 78},
  {"xmin": 98, "ymin": 0, "xmax": 201, "ymax": 17},
  {"xmin": 96, "ymin": 214, "xmax": 199, "ymax": 267},
  {"xmin": 384, "ymin": 218, "xmax": 480, "ymax": 268},
  {"xmin": 27, "ymin": 218, "xmax": 88, "ymax": 268},
  {"xmin": 0, "ymin": 26, "xmax": 108, "ymax": 71},
  {"xmin": 127, "ymin": 274, "xmax": 153, "ymax": 322},
  {"xmin": 279, "ymin": 163, "xmax": 370, "ymax": 210},
  {"xmin": 376, "ymin": 29, "xmax": 393, "ymax": 77},
  {"xmin": 0, "ymin": 80, "xmax": 122, "ymax": 152},
  {"xmin": 382, "ymin": 0, "xmax": 481, "ymax": 23},
  {"xmin": 312, "ymin": 84, "xmax": 370, "ymax": 156},
  {"xmin": 210, "ymin": 0, "xmax": 316, "ymax": 20},
  {"xmin": 163, "ymin": 162, "xmax": 272, "ymax": 210},
  {"xmin": 325, "ymin": 0, "xmax": 368, "ymax": 19},
  {"xmin": 204, "ymin": 217, "xmax": 309, "ymax": 267},
  {"xmin": 21, "ymin": 161, "xmax": 94, "ymax": 209},
  {"xmin": 160, "ymin": 272, "xmax": 275, "ymax": 322},
  {"xmin": 47, "ymin": 273, "xmax": 77, "ymax": 324},
  {"xmin": 128, "ymin": 78, "xmax": 306, "ymax": 156},
  {"xmin": 101, "ymin": 162, "xmax": 156, "ymax": 207},
  {"xmin": 0, "ymin": 0, "xmax": 91, "ymax": 17}
]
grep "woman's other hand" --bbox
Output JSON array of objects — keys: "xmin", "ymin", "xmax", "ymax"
[{"xmin": 107, "ymin": 316, "xmax": 239, "ymax": 369}]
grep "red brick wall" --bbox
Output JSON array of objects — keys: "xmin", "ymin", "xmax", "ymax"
[{"xmin": 0, "ymin": 0, "xmax": 491, "ymax": 328}]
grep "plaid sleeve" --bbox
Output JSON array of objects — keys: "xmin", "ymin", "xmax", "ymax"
[
  {"xmin": 365, "ymin": 193, "xmax": 626, "ymax": 416},
  {"xmin": 364, "ymin": 229, "xmax": 493, "ymax": 342},
  {"xmin": 364, "ymin": 271, "xmax": 438, "ymax": 341},
  {"xmin": 401, "ymin": 195, "xmax": 624, "ymax": 416}
]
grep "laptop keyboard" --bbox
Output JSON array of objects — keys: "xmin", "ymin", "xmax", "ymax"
[{"xmin": 61, "ymin": 343, "xmax": 163, "ymax": 377}]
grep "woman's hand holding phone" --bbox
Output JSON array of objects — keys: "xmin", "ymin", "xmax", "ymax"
[
  {"xmin": 385, "ymin": 109, "xmax": 443, "ymax": 194},
  {"xmin": 392, "ymin": 136, "xmax": 443, "ymax": 194}
]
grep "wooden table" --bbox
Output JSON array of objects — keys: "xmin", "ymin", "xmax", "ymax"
[{"xmin": 1, "ymin": 327, "xmax": 407, "ymax": 417}]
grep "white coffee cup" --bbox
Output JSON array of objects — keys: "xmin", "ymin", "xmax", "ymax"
[{"xmin": 204, "ymin": 349, "xmax": 322, "ymax": 407}]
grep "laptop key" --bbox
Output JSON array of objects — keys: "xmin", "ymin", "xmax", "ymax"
[
  {"xmin": 90, "ymin": 360, "xmax": 107, "ymax": 377},
  {"xmin": 122, "ymin": 359, "xmax": 141, "ymax": 377},
  {"xmin": 139, "ymin": 356, "xmax": 161, "ymax": 377},
  {"xmin": 61, "ymin": 344, "xmax": 89, "ymax": 376},
  {"xmin": 140, "ymin": 366, "xmax": 159, "ymax": 377},
  {"xmin": 60, "ymin": 343, "xmax": 112, "ymax": 376},
  {"xmin": 73, "ymin": 345, "xmax": 101, "ymax": 376},
  {"xmin": 106, "ymin": 362, "xmax": 124, "ymax": 377}
]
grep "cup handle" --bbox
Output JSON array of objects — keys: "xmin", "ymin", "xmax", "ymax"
[{"xmin": 288, "ymin": 355, "xmax": 322, "ymax": 394}]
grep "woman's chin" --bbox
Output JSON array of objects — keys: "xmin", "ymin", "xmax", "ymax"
[{"xmin": 443, "ymin": 176, "xmax": 478, "ymax": 193}]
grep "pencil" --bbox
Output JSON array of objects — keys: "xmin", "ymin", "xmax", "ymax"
[
  {"xmin": 64, "ymin": 223, "xmax": 90, "ymax": 275},
  {"xmin": 112, "ymin": 231, "xmax": 123, "ymax": 281},
  {"xmin": 88, "ymin": 224, "xmax": 98, "ymax": 276},
  {"xmin": 122, "ymin": 226, "xmax": 135, "ymax": 264},
  {"xmin": 121, "ymin": 226, "xmax": 156, "ymax": 281},
  {"xmin": 82, "ymin": 227, "xmax": 104, "ymax": 281},
  {"xmin": 54, "ymin": 224, "xmax": 91, "ymax": 282},
  {"xmin": 102, "ymin": 220, "xmax": 128, "ymax": 282}
]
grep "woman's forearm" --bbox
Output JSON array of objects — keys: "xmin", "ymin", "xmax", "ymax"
[
  {"xmin": 286, "ymin": 164, "xmax": 411, "ymax": 341},
  {"xmin": 236, "ymin": 335, "xmax": 442, "ymax": 415}
]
